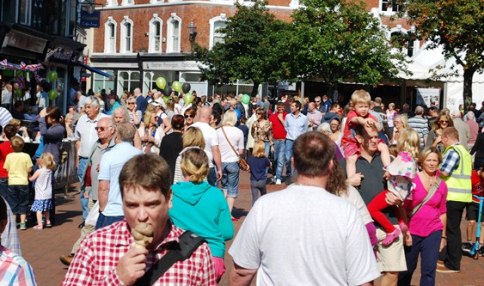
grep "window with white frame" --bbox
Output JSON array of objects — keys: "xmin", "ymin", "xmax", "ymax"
[
  {"xmin": 390, "ymin": 30, "xmax": 415, "ymax": 58},
  {"xmin": 19, "ymin": 0, "xmax": 32, "ymax": 25},
  {"xmin": 104, "ymin": 17, "xmax": 117, "ymax": 53},
  {"xmin": 121, "ymin": 0, "xmax": 135, "ymax": 5},
  {"xmin": 167, "ymin": 14, "xmax": 181, "ymax": 53},
  {"xmin": 93, "ymin": 70, "xmax": 115, "ymax": 93},
  {"xmin": 209, "ymin": 15, "xmax": 227, "ymax": 49},
  {"xmin": 381, "ymin": 0, "xmax": 402, "ymax": 13},
  {"xmin": 118, "ymin": 71, "xmax": 140, "ymax": 93},
  {"xmin": 149, "ymin": 15, "xmax": 163, "ymax": 53},
  {"xmin": 120, "ymin": 16, "xmax": 134, "ymax": 53}
]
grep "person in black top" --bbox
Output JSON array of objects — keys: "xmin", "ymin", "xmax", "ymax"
[{"xmin": 159, "ymin": 115, "xmax": 184, "ymax": 183}]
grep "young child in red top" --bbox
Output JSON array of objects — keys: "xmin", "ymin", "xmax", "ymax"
[
  {"xmin": 342, "ymin": 90, "xmax": 391, "ymax": 178},
  {"xmin": 463, "ymin": 168, "xmax": 484, "ymax": 255}
]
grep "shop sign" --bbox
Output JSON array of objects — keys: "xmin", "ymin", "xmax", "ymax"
[
  {"xmin": 46, "ymin": 47, "xmax": 77, "ymax": 63},
  {"xmin": 79, "ymin": 10, "xmax": 100, "ymax": 28}
]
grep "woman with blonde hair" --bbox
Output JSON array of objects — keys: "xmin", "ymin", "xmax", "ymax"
[
  {"xmin": 391, "ymin": 114, "xmax": 409, "ymax": 145},
  {"xmin": 137, "ymin": 110, "xmax": 165, "ymax": 154},
  {"xmin": 169, "ymin": 148, "xmax": 234, "ymax": 281},
  {"xmin": 172, "ymin": 127, "xmax": 206, "ymax": 183},
  {"xmin": 217, "ymin": 110, "xmax": 244, "ymax": 220}
]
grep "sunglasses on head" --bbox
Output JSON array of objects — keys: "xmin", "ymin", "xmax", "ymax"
[{"xmin": 95, "ymin": 126, "xmax": 110, "ymax": 131}]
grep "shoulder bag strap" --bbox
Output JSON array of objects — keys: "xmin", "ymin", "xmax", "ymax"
[
  {"xmin": 221, "ymin": 127, "xmax": 241, "ymax": 160},
  {"xmin": 134, "ymin": 231, "xmax": 205, "ymax": 286},
  {"xmin": 410, "ymin": 178, "xmax": 441, "ymax": 218}
]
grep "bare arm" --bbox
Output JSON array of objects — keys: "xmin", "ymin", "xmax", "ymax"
[
  {"xmin": 29, "ymin": 169, "xmax": 41, "ymax": 182},
  {"xmin": 212, "ymin": 145, "xmax": 222, "ymax": 180},
  {"xmin": 229, "ymin": 263, "xmax": 257, "ymax": 286},
  {"xmin": 75, "ymin": 140, "xmax": 80, "ymax": 168},
  {"xmin": 162, "ymin": 117, "xmax": 171, "ymax": 133},
  {"xmin": 98, "ymin": 180, "xmax": 110, "ymax": 211}
]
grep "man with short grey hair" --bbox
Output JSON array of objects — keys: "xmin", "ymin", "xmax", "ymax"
[
  {"xmin": 96, "ymin": 123, "xmax": 142, "ymax": 229},
  {"xmin": 407, "ymin": 106, "xmax": 429, "ymax": 149},
  {"xmin": 74, "ymin": 96, "xmax": 108, "ymax": 227},
  {"xmin": 451, "ymin": 110, "xmax": 471, "ymax": 148}
]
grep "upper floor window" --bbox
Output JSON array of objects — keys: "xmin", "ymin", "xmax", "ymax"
[
  {"xmin": 149, "ymin": 15, "xmax": 163, "ymax": 53},
  {"xmin": 209, "ymin": 15, "xmax": 227, "ymax": 49},
  {"xmin": 104, "ymin": 17, "xmax": 117, "ymax": 53},
  {"xmin": 120, "ymin": 16, "xmax": 134, "ymax": 53},
  {"xmin": 381, "ymin": 0, "xmax": 402, "ymax": 13},
  {"xmin": 390, "ymin": 29, "xmax": 415, "ymax": 58},
  {"xmin": 167, "ymin": 14, "xmax": 181, "ymax": 53},
  {"xmin": 19, "ymin": 0, "xmax": 32, "ymax": 25},
  {"xmin": 121, "ymin": 0, "xmax": 135, "ymax": 5}
]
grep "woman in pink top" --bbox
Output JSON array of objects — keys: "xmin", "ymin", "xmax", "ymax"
[{"xmin": 398, "ymin": 147, "xmax": 448, "ymax": 286}]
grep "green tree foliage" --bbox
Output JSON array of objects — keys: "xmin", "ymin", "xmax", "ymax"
[
  {"xmin": 288, "ymin": 0, "xmax": 401, "ymax": 90},
  {"xmin": 404, "ymin": 0, "xmax": 484, "ymax": 107},
  {"xmin": 193, "ymin": 2, "xmax": 292, "ymax": 96}
]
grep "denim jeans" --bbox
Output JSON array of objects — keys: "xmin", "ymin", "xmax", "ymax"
[
  {"xmin": 284, "ymin": 139, "xmax": 294, "ymax": 176},
  {"xmin": 0, "ymin": 178, "xmax": 8, "ymax": 199},
  {"xmin": 398, "ymin": 230, "xmax": 442, "ymax": 286},
  {"xmin": 250, "ymin": 179, "xmax": 267, "ymax": 205},
  {"xmin": 95, "ymin": 213, "xmax": 124, "ymax": 230},
  {"xmin": 273, "ymin": 139, "xmax": 285, "ymax": 179},
  {"xmin": 221, "ymin": 162, "xmax": 240, "ymax": 198},
  {"xmin": 78, "ymin": 158, "xmax": 89, "ymax": 221},
  {"xmin": 7, "ymin": 185, "xmax": 29, "ymax": 214},
  {"xmin": 207, "ymin": 167, "xmax": 218, "ymax": 187}
]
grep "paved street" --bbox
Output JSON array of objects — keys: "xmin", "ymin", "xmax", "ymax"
[{"xmin": 18, "ymin": 172, "xmax": 484, "ymax": 285}]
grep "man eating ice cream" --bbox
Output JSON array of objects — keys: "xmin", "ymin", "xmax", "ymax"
[{"xmin": 62, "ymin": 154, "xmax": 216, "ymax": 286}]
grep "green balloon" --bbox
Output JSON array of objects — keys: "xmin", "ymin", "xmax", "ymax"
[
  {"xmin": 183, "ymin": 94, "xmax": 194, "ymax": 105},
  {"xmin": 48, "ymin": 71, "xmax": 58, "ymax": 82},
  {"xmin": 48, "ymin": 89, "xmax": 59, "ymax": 100},
  {"xmin": 241, "ymin": 94, "xmax": 250, "ymax": 104},
  {"xmin": 172, "ymin": 81, "xmax": 182, "ymax": 93},
  {"xmin": 155, "ymin": 77, "xmax": 167, "ymax": 89}
]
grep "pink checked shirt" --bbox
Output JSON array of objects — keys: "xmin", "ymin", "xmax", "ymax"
[{"xmin": 62, "ymin": 220, "xmax": 216, "ymax": 286}]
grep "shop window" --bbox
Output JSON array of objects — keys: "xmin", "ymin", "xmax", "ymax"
[
  {"xmin": 120, "ymin": 16, "xmax": 134, "ymax": 53},
  {"xmin": 93, "ymin": 70, "xmax": 115, "ymax": 93},
  {"xmin": 104, "ymin": 17, "xmax": 117, "ymax": 53},
  {"xmin": 167, "ymin": 14, "xmax": 181, "ymax": 53},
  {"xmin": 149, "ymin": 15, "xmax": 163, "ymax": 53},
  {"xmin": 209, "ymin": 15, "xmax": 227, "ymax": 49},
  {"xmin": 121, "ymin": 0, "xmax": 135, "ymax": 5},
  {"xmin": 118, "ymin": 71, "xmax": 140, "ymax": 93}
]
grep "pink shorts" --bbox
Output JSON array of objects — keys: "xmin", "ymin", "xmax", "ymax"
[{"xmin": 213, "ymin": 256, "xmax": 226, "ymax": 281}]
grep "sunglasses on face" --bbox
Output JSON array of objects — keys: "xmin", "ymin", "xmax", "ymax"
[
  {"xmin": 95, "ymin": 126, "xmax": 111, "ymax": 131},
  {"xmin": 439, "ymin": 120, "xmax": 449, "ymax": 123},
  {"xmin": 127, "ymin": 102, "xmax": 135, "ymax": 105},
  {"xmin": 184, "ymin": 114, "xmax": 194, "ymax": 118}
]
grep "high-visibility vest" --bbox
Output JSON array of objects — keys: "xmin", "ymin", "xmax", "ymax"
[{"xmin": 442, "ymin": 144, "xmax": 472, "ymax": 203}]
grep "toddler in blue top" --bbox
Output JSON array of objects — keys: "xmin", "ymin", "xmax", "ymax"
[{"xmin": 247, "ymin": 141, "xmax": 271, "ymax": 205}]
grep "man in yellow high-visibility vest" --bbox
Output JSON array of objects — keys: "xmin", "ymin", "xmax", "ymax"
[{"xmin": 437, "ymin": 127, "xmax": 472, "ymax": 273}]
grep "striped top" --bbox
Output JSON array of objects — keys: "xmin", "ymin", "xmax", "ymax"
[{"xmin": 0, "ymin": 245, "xmax": 37, "ymax": 286}]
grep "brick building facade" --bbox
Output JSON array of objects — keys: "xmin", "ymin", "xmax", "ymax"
[{"xmin": 88, "ymin": 0, "xmax": 416, "ymax": 97}]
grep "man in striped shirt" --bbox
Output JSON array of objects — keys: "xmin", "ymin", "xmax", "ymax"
[
  {"xmin": 408, "ymin": 106, "xmax": 429, "ymax": 149},
  {"xmin": 0, "ymin": 197, "xmax": 37, "ymax": 285}
]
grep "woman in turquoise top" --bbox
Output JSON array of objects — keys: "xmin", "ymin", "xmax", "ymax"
[{"xmin": 169, "ymin": 148, "xmax": 234, "ymax": 281}]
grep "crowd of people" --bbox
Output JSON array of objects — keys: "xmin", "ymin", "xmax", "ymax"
[{"xmin": 0, "ymin": 83, "xmax": 483, "ymax": 285}]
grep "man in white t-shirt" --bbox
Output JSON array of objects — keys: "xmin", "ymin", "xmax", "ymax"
[
  {"xmin": 229, "ymin": 132, "xmax": 379, "ymax": 286},
  {"xmin": 191, "ymin": 106, "xmax": 222, "ymax": 186}
]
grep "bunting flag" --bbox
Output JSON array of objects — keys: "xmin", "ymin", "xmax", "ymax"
[{"xmin": 0, "ymin": 59, "xmax": 44, "ymax": 71}]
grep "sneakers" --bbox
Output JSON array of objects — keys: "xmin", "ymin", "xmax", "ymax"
[
  {"xmin": 478, "ymin": 247, "xmax": 484, "ymax": 257},
  {"xmin": 382, "ymin": 228, "xmax": 400, "ymax": 247},
  {"xmin": 59, "ymin": 254, "xmax": 74, "ymax": 266},
  {"xmin": 462, "ymin": 242, "xmax": 473, "ymax": 253},
  {"xmin": 275, "ymin": 179, "xmax": 282, "ymax": 185},
  {"xmin": 436, "ymin": 264, "xmax": 459, "ymax": 273}
]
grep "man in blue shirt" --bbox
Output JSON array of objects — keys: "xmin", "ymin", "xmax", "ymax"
[
  {"xmin": 284, "ymin": 101, "xmax": 308, "ymax": 178},
  {"xmin": 96, "ymin": 123, "xmax": 142, "ymax": 229}
]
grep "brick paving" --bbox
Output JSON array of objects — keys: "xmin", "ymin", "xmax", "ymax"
[{"xmin": 17, "ymin": 173, "xmax": 484, "ymax": 286}]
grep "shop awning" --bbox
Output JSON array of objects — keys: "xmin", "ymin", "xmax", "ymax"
[{"xmin": 77, "ymin": 62, "xmax": 113, "ymax": 78}]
